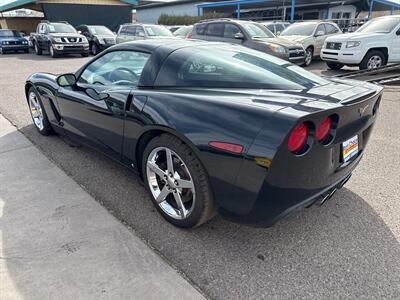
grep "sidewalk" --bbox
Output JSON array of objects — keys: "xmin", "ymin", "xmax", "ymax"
[{"xmin": 0, "ymin": 114, "xmax": 204, "ymax": 300}]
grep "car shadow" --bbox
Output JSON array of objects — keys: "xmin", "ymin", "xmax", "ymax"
[{"xmin": 2, "ymin": 123, "xmax": 399, "ymax": 299}]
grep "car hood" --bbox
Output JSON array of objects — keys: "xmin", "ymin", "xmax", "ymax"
[
  {"xmin": 0, "ymin": 36, "xmax": 26, "ymax": 42},
  {"xmin": 326, "ymin": 32, "xmax": 387, "ymax": 42},
  {"xmin": 280, "ymin": 35, "xmax": 309, "ymax": 43},
  {"xmin": 252, "ymin": 37, "xmax": 301, "ymax": 47}
]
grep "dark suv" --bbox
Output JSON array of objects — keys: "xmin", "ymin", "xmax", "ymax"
[
  {"xmin": 31, "ymin": 21, "xmax": 89, "ymax": 58},
  {"xmin": 191, "ymin": 19, "xmax": 305, "ymax": 64},
  {"xmin": 76, "ymin": 25, "xmax": 116, "ymax": 55}
]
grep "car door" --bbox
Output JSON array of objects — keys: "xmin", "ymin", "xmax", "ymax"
[
  {"xmin": 222, "ymin": 23, "xmax": 244, "ymax": 45},
  {"xmin": 390, "ymin": 23, "xmax": 400, "ymax": 62},
  {"xmin": 204, "ymin": 22, "xmax": 224, "ymax": 42},
  {"xmin": 55, "ymin": 50, "xmax": 151, "ymax": 159},
  {"xmin": 314, "ymin": 23, "xmax": 327, "ymax": 55}
]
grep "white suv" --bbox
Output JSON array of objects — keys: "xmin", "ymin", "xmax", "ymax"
[{"xmin": 321, "ymin": 15, "xmax": 400, "ymax": 70}]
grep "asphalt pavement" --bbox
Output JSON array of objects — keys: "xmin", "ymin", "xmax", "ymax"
[{"xmin": 0, "ymin": 52, "xmax": 399, "ymax": 299}]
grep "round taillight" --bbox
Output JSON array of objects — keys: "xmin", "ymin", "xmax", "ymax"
[
  {"xmin": 316, "ymin": 117, "xmax": 333, "ymax": 142},
  {"xmin": 288, "ymin": 123, "xmax": 308, "ymax": 153}
]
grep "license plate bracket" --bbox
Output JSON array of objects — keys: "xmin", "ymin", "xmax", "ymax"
[{"xmin": 342, "ymin": 135, "xmax": 359, "ymax": 163}]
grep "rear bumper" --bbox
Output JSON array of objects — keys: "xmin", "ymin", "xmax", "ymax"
[{"xmin": 320, "ymin": 48, "xmax": 364, "ymax": 65}]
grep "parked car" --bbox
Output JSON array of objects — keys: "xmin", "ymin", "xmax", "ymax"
[
  {"xmin": 260, "ymin": 21, "xmax": 291, "ymax": 36},
  {"xmin": 31, "ymin": 21, "xmax": 89, "ymax": 58},
  {"xmin": 76, "ymin": 25, "xmax": 116, "ymax": 55},
  {"xmin": 191, "ymin": 19, "xmax": 306, "ymax": 65},
  {"xmin": 24, "ymin": 39, "xmax": 382, "ymax": 228},
  {"xmin": 116, "ymin": 23, "xmax": 173, "ymax": 44},
  {"xmin": 0, "ymin": 29, "xmax": 29, "ymax": 54},
  {"xmin": 280, "ymin": 21, "xmax": 342, "ymax": 66},
  {"xmin": 321, "ymin": 15, "xmax": 400, "ymax": 70},
  {"xmin": 173, "ymin": 25, "xmax": 193, "ymax": 38}
]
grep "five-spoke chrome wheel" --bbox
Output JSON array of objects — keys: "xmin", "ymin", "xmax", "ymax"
[
  {"xmin": 28, "ymin": 91, "xmax": 44, "ymax": 130},
  {"xmin": 367, "ymin": 55, "xmax": 383, "ymax": 69},
  {"xmin": 146, "ymin": 147, "xmax": 195, "ymax": 220}
]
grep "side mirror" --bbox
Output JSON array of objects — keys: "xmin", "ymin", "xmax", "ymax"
[
  {"xmin": 315, "ymin": 30, "xmax": 325, "ymax": 37},
  {"xmin": 57, "ymin": 73, "xmax": 77, "ymax": 87},
  {"xmin": 138, "ymin": 32, "xmax": 145, "ymax": 37},
  {"xmin": 234, "ymin": 32, "xmax": 244, "ymax": 39}
]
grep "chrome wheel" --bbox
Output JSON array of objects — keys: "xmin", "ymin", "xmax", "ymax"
[
  {"xmin": 146, "ymin": 147, "xmax": 195, "ymax": 220},
  {"xmin": 367, "ymin": 55, "xmax": 383, "ymax": 69},
  {"xmin": 49, "ymin": 45, "xmax": 55, "ymax": 57},
  {"xmin": 28, "ymin": 92, "xmax": 44, "ymax": 130},
  {"xmin": 305, "ymin": 49, "xmax": 313, "ymax": 66}
]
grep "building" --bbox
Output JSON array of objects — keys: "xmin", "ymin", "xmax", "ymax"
[
  {"xmin": 0, "ymin": 0, "xmax": 137, "ymax": 32},
  {"xmin": 136, "ymin": 0, "xmax": 400, "ymax": 24}
]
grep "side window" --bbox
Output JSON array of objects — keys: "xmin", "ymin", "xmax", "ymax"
[
  {"xmin": 195, "ymin": 23, "xmax": 207, "ymax": 35},
  {"xmin": 325, "ymin": 23, "xmax": 339, "ymax": 34},
  {"xmin": 224, "ymin": 24, "xmax": 241, "ymax": 39},
  {"xmin": 266, "ymin": 24, "xmax": 275, "ymax": 33},
  {"xmin": 39, "ymin": 24, "xmax": 46, "ymax": 34},
  {"xmin": 205, "ymin": 23, "xmax": 224, "ymax": 37},
  {"xmin": 119, "ymin": 26, "xmax": 126, "ymax": 35},
  {"xmin": 136, "ymin": 26, "xmax": 145, "ymax": 36},
  {"xmin": 316, "ymin": 24, "xmax": 326, "ymax": 35},
  {"xmin": 78, "ymin": 51, "xmax": 151, "ymax": 87},
  {"xmin": 275, "ymin": 24, "xmax": 284, "ymax": 34},
  {"xmin": 126, "ymin": 26, "xmax": 136, "ymax": 36}
]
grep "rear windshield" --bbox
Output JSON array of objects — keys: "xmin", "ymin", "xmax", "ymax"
[
  {"xmin": 0, "ymin": 30, "xmax": 20, "ymax": 37},
  {"xmin": 173, "ymin": 26, "xmax": 193, "ymax": 37},
  {"xmin": 356, "ymin": 17, "xmax": 400, "ymax": 33},
  {"xmin": 144, "ymin": 25, "xmax": 173, "ymax": 37},
  {"xmin": 49, "ymin": 23, "xmax": 76, "ymax": 33},
  {"xmin": 155, "ymin": 45, "xmax": 329, "ymax": 90}
]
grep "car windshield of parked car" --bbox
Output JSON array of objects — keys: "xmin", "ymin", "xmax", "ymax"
[
  {"xmin": 281, "ymin": 23, "xmax": 316, "ymax": 36},
  {"xmin": 0, "ymin": 30, "xmax": 20, "ymax": 37},
  {"xmin": 144, "ymin": 25, "xmax": 173, "ymax": 37},
  {"xmin": 155, "ymin": 45, "xmax": 329, "ymax": 90},
  {"xmin": 89, "ymin": 26, "xmax": 113, "ymax": 35},
  {"xmin": 48, "ymin": 23, "xmax": 76, "ymax": 33},
  {"xmin": 173, "ymin": 26, "xmax": 192, "ymax": 37},
  {"xmin": 356, "ymin": 17, "xmax": 400, "ymax": 33},
  {"xmin": 242, "ymin": 22, "xmax": 275, "ymax": 38}
]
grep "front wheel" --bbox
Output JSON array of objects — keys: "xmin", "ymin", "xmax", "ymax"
[
  {"xmin": 91, "ymin": 43, "xmax": 99, "ymax": 55},
  {"xmin": 142, "ymin": 134, "xmax": 216, "ymax": 228},
  {"xmin": 302, "ymin": 47, "xmax": 313, "ymax": 67},
  {"xmin": 34, "ymin": 42, "xmax": 42, "ymax": 55},
  {"xmin": 49, "ymin": 45, "xmax": 58, "ymax": 58},
  {"xmin": 327, "ymin": 62, "xmax": 344, "ymax": 70},
  {"xmin": 360, "ymin": 50, "xmax": 386, "ymax": 70},
  {"xmin": 28, "ymin": 87, "xmax": 53, "ymax": 135}
]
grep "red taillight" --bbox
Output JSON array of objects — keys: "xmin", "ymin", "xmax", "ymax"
[
  {"xmin": 288, "ymin": 123, "xmax": 308, "ymax": 153},
  {"xmin": 208, "ymin": 141, "xmax": 244, "ymax": 154},
  {"xmin": 316, "ymin": 116, "xmax": 333, "ymax": 142},
  {"xmin": 186, "ymin": 32, "xmax": 192, "ymax": 39}
]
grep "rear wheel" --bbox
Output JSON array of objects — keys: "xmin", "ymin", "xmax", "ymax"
[
  {"xmin": 142, "ymin": 134, "xmax": 216, "ymax": 228},
  {"xmin": 360, "ymin": 50, "xmax": 386, "ymax": 70},
  {"xmin": 34, "ymin": 42, "xmax": 42, "ymax": 55},
  {"xmin": 91, "ymin": 43, "xmax": 99, "ymax": 55},
  {"xmin": 28, "ymin": 87, "xmax": 53, "ymax": 135},
  {"xmin": 327, "ymin": 62, "xmax": 344, "ymax": 70}
]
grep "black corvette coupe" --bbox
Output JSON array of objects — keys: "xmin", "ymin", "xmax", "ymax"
[{"xmin": 25, "ymin": 39, "xmax": 383, "ymax": 228}]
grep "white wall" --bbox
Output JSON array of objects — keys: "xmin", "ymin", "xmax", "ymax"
[
  {"xmin": 327, "ymin": 5, "xmax": 357, "ymax": 19},
  {"xmin": 136, "ymin": 2, "xmax": 198, "ymax": 24}
]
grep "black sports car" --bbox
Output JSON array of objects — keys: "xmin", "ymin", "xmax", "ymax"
[{"xmin": 25, "ymin": 39, "xmax": 383, "ymax": 228}]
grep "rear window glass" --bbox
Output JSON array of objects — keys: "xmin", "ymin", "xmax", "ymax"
[
  {"xmin": 195, "ymin": 23, "xmax": 207, "ymax": 35},
  {"xmin": 155, "ymin": 45, "xmax": 329, "ymax": 89}
]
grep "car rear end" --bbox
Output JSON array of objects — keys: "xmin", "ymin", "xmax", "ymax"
[{"xmin": 220, "ymin": 82, "xmax": 383, "ymax": 226}]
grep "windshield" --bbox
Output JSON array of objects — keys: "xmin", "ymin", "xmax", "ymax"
[
  {"xmin": 356, "ymin": 17, "xmax": 400, "ymax": 33},
  {"xmin": 48, "ymin": 23, "xmax": 77, "ymax": 33},
  {"xmin": 281, "ymin": 23, "xmax": 316, "ymax": 36},
  {"xmin": 88, "ymin": 26, "xmax": 113, "ymax": 35},
  {"xmin": 156, "ymin": 44, "xmax": 329, "ymax": 90},
  {"xmin": 173, "ymin": 26, "xmax": 193, "ymax": 37},
  {"xmin": 242, "ymin": 22, "xmax": 275, "ymax": 38},
  {"xmin": 144, "ymin": 25, "xmax": 173, "ymax": 37},
  {"xmin": 0, "ymin": 30, "xmax": 20, "ymax": 37}
]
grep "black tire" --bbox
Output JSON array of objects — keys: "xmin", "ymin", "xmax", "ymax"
[
  {"xmin": 24, "ymin": 48, "xmax": 29, "ymax": 54},
  {"xmin": 142, "ymin": 133, "xmax": 216, "ymax": 228},
  {"xmin": 34, "ymin": 42, "xmax": 42, "ymax": 55},
  {"xmin": 81, "ymin": 52, "xmax": 89, "ymax": 57},
  {"xmin": 359, "ymin": 50, "xmax": 386, "ymax": 70},
  {"xmin": 327, "ymin": 62, "xmax": 344, "ymax": 70},
  {"xmin": 27, "ymin": 87, "xmax": 53, "ymax": 136},
  {"xmin": 302, "ymin": 47, "xmax": 313, "ymax": 67},
  {"xmin": 0, "ymin": 47, "xmax": 5, "ymax": 55},
  {"xmin": 49, "ymin": 45, "xmax": 58, "ymax": 58},
  {"xmin": 91, "ymin": 43, "xmax": 99, "ymax": 56}
]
